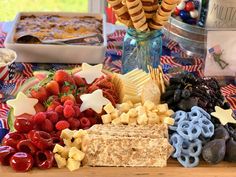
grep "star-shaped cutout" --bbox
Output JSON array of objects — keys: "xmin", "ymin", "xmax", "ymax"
[
  {"xmin": 7, "ymin": 92, "xmax": 38, "ymax": 116},
  {"xmin": 75, "ymin": 63, "xmax": 104, "ymax": 84},
  {"xmin": 80, "ymin": 89, "xmax": 111, "ymax": 113},
  {"xmin": 211, "ymin": 106, "xmax": 236, "ymax": 125}
]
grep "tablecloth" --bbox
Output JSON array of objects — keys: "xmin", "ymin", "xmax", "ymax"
[{"xmin": 0, "ymin": 26, "xmax": 235, "ymax": 132}]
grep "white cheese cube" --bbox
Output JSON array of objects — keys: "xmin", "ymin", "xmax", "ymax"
[
  {"xmin": 101, "ymin": 114, "xmax": 112, "ymax": 124},
  {"xmin": 54, "ymin": 154, "xmax": 67, "ymax": 168},
  {"xmin": 137, "ymin": 114, "xmax": 148, "ymax": 125},
  {"xmin": 143, "ymin": 100, "xmax": 155, "ymax": 111},
  {"xmin": 104, "ymin": 103, "xmax": 115, "ymax": 114},
  {"xmin": 69, "ymin": 147, "xmax": 85, "ymax": 161},
  {"xmin": 67, "ymin": 158, "xmax": 81, "ymax": 171},
  {"xmin": 120, "ymin": 113, "xmax": 129, "ymax": 124}
]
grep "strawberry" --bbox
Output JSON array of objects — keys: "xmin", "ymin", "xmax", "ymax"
[
  {"xmin": 61, "ymin": 82, "xmax": 76, "ymax": 95},
  {"xmin": 54, "ymin": 70, "xmax": 73, "ymax": 85},
  {"xmin": 68, "ymin": 118, "xmax": 80, "ymax": 130},
  {"xmin": 55, "ymin": 105, "xmax": 64, "ymax": 115},
  {"xmin": 34, "ymin": 103, "xmax": 46, "ymax": 113},
  {"xmin": 60, "ymin": 94, "xmax": 75, "ymax": 103},
  {"xmin": 33, "ymin": 112, "xmax": 46, "ymax": 124},
  {"xmin": 73, "ymin": 105, "xmax": 81, "ymax": 117},
  {"xmin": 64, "ymin": 100, "xmax": 74, "ymax": 107},
  {"xmin": 80, "ymin": 117, "xmax": 91, "ymax": 129},
  {"xmin": 46, "ymin": 80, "xmax": 60, "ymax": 95},
  {"xmin": 46, "ymin": 111, "xmax": 58, "ymax": 124},
  {"xmin": 41, "ymin": 119, "xmax": 54, "ymax": 133},
  {"xmin": 73, "ymin": 75, "xmax": 86, "ymax": 87},
  {"xmin": 30, "ymin": 87, "xmax": 48, "ymax": 103},
  {"xmin": 46, "ymin": 101, "xmax": 60, "ymax": 111},
  {"xmin": 63, "ymin": 105, "xmax": 75, "ymax": 119},
  {"xmin": 55, "ymin": 120, "xmax": 70, "ymax": 131},
  {"xmin": 87, "ymin": 117, "xmax": 97, "ymax": 126}
]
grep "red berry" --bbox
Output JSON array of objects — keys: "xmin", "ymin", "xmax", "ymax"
[
  {"xmin": 87, "ymin": 117, "xmax": 97, "ymax": 126},
  {"xmin": 41, "ymin": 119, "xmax": 54, "ymax": 133},
  {"xmin": 68, "ymin": 118, "xmax": 80, "ymax": 130},
  {"xmin": 30, "ymin": 87, "xmax": 48, "ymax": 103},
  {"xmin": 55, "ymin": 105, "xmax": 64, "ymax": 114},
  {"xmin": 73, "ymin": 74, "xmax": 86, "ymax": 87},
  {"xmin": 64, "ymin": 100, "xmax": 74, "ymax": 106},
  {"xmin": 73, "ymin": 105, "xmax": 81, "ymax": 117},
  {"xmin": 46, "ymin": 80, "xmax": 60, "ymax": 95},
  {"xmin": 63, "ymin": 105, "xmax": 75, "ymax": 119},
  {"xmin": 34, "ymin": 103, "xmax": 46, "ymax": 113},
  {"xmin": 33, "ymin": 112, "xmax": 46, "ymax": 124},
  {"xmin": 46, "ymin": 111, "xmax": 58, "ymax": 124},
  {"xmin": 60, "ymin": 94, "xmax": 75, "ymax": 103},
  {"xmin": 80, "ymin": 117, "xmax": 91, "ymax": 129},
  {"xmin": 84, "ymin": 109, "xmax": 95, "ymax": 117},
  {"xmin": 53, "ymin": 70, "xmax": 72, "ymax": 85},
  {"xmin": 185, "ymin": 1, "xmax": 195, "ymax": 11},
  {"xmin": 55, "ymin": 120, "xmax": 70, "ymax": 131}
]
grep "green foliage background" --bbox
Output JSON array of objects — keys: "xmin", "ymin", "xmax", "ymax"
[{"xmin": 0, "ymin": 0, "xmax": 88, "ymax": 21}]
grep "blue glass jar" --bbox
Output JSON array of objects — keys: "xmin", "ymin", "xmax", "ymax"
[{"xmin": 121, "ymin": 28, "xmax": 162, "ymax": 74}]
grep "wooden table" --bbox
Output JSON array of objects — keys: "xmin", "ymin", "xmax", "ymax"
[{"xmin": 1, "ymin": 160, "xmax": 236, "ymax": 177}]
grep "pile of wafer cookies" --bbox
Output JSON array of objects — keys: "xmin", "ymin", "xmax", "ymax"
[{"xmin": 107, "ymin": 0, "xmax": 180, "ymax": 31}]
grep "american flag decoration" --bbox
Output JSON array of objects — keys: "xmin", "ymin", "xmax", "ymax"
[{"xmin": 0, "ymin": 63, "xmax": 15, "ymax": 81}]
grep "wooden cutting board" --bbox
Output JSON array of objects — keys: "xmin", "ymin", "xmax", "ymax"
[{"xmin": 1, "ymin": 160, "xmax": 236, "ymax": 177}]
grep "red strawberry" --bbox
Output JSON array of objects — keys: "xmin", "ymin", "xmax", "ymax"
[
  {"xmin": 80, "ymin": 117, "xmax": 91, "ymax": 129},
  {"xmin": 64, "ymin": 100, "xmax": 74, "ymax": 107},
  {"xmin": 61, "ymin": 82, "xmax": 76, "ymax": 95},
  {"xmin": 46, "ymin": 80, "xmax": 60, "ymax": 95},
  {"xmin": 73, "ymin": 75, "xmax": 86, "ymax": 87},
  {"xmin": 33, "ymin": 112, "xmax": 46, "ymax": 124},
  {"xmin": 60, "ymin": 94, "xmax": 75, "ymax": 103},
  {"xmin": 63, "ymin": 105, "xmax": 75, "ymax": 119},
  {"xmin": 68, "ymin": 118, "xmax": 80, "ymax": 130},
  {"xmin": 54, "ymin": 70, "xmax": 73, "ymax": 85},
  {"xmin": 46, "ymin": 101, "xmax": 60, "ymax": 111},
  {"xmin": 55, "ymin": 120, "xmax": 70, "ymax": 131},
  {"xmin": 46, "ymin": 111, "xmax": 58, "ymax": 124},
  {"xmin": 73, "ymin": 105, "xmax": 81, "ymax": 117},
  {"xmin": 30, "ymin": 87, "xmax": 48, "ymax": 103},
  {"xmin": 55, "ymin": 105, "xmax": 64, "ymax": 114},
  {"xmin": 34, "ymin": 103, "xmax": 46, "ymax": 113},
  {"xmin": 41, "ymin": 119, "xmax": 54, "ymax": 133}
]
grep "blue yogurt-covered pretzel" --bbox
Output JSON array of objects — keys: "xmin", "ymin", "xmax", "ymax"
[
  {"xmin": 170, "ymin": 133, "xmax": 184, "ymax": 158},
  {"xmin": 177, "ymin": 154, "xmax": 200, "ymax": 168},
  {"xmin": 169, "ymin": 110, "xmax": 188, "ymax": 131},
  {"xmin": 191, "ymin": 106, "xmax": 211, "ymax": 119}
]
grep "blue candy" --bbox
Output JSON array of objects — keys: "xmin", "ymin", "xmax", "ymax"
[
  {"xmin": 177, "ymin": 155, "xmax": 200, "ymax": 168},
  {"xmin": 169, "ymin": 110, "xmax": 188, "ymax": 131},
  {"xmin": 170, "ymin": 133, "xmax": 184, "ymax": 158},
  {"xmin": 176, "ymin": 120, "xmax": 201, "ymax": 141},
  {"xmin": 181, "ymin": 139, "xmax": 202, "ymax": 157},
  {"xmin": 199, "ymin": 118, "xmax": 214, "ymax": 138},
  {"xmin": 188, "ymin": 109, "xmax": 203, "ymax": 120},
  {"xmin": 191, "ymin": 106, "xmax": 211, "ymax": 119}
]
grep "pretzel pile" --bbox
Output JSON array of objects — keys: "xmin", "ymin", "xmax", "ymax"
[{"xmin": 107, "ymin": 0, "xmax": 180, "ymax": 31}]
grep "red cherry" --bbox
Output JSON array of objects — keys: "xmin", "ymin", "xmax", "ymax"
[
  {"xmin": 185, "ymin": 1, "xmax": 195, "ymax": 11},
  {"xmin": 35, "ymin": 150, "xmax": 54, "ymax": 169},
  {"xmin": 30, "ymin": 131, "xmax": 53, "ymax": 150},
  {"xmin": 14, "ymin": 117, "xmax": 34, "ymax": 133},
  {"xmin": 46, "ymin": 111, "xmax": 59, "ymax": 124},
  {"xmin": 33, "ymin": 112, "xmax": 46, "ymax": 124},
  {"xmin": 17, "ymin": 139, "xmax": 38, "ymax": 155},
  {"xmin": 80, "ymin": 117, "xmax": 91, "ymax": 129},
  {"xmin": 10, "ymin": 152, "xmax": 34, "ymax": 172},
  {"xmin": 41, "ymin": 119, "xmax": 54, "ymax": 133},
  {"xmin": 0, "ymin": 146, "xmax": 16, "ymax": 165},
  {"xmin": 2, "ymin": 132, "xmax": 26, "ymax": 149},
  {"xmin": 174, "ymin": 8, "xmax": 180, "ymax": 16}
]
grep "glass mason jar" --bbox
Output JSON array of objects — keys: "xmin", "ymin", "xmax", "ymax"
[{"xmin": 121, "ymin": 28, "xmax": 162, "ymax": 74}]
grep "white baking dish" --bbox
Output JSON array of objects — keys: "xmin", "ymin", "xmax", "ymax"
[{"xmin": 4, "ymin": 12, "xmax": 107, "ymax": 64}]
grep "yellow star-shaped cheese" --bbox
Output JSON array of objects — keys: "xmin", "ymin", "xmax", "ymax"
[
  {"xmin": 75, "ymin": 63, "xmax": 104, "ymax": 84},
  {"xmin": 6, "ymin": 92, "xmax": 38, "ymax": 116},
  {"xmin": 211, "ymin": 106, "xmax": 236, "ymax": 125},
  {"xmin": 80, "ymin": 89, "xmax": 111, "ymax": 113}
]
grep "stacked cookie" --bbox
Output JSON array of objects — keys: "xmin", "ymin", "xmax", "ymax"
[{"xmin": 107, "ymin": 0, "xmax": 179, "ymax": 31}]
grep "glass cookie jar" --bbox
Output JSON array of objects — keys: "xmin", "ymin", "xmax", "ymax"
[{"xmin": 121, "ymin": 28, "xmax": 162, "ymax": 74}]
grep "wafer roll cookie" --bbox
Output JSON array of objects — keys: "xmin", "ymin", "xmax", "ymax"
[
  {"xmin": 143, "ymin": 4, "xmax": 159, "ymax": 12},
  {"xmin": 165, "ymin": 0, "xmax": 180, "ymax": 5},
  {"xmin": 141, "ymin": 0, "xmax": 155, "ymax": 2},
  {"xmin": 162, "ymin": 0, "xmax": 178, "ymax": 11},
  {"xmin": 148, "ymin": 20, "xmax": 163, "ymax": 30},
  {"xmin": 145, "ymin": 11, "xmax": 156, "ymax": 19},
  {"xmin": 126, "ymin": 0, "xmax": 149, "ymax": 31},
  {"xmin": 155, "ymin": 13, "xmax": 169, "ymax": 21},
  {"xmin": 113, "ymin": 6, "xmax": 128, "ymax": 16}
]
